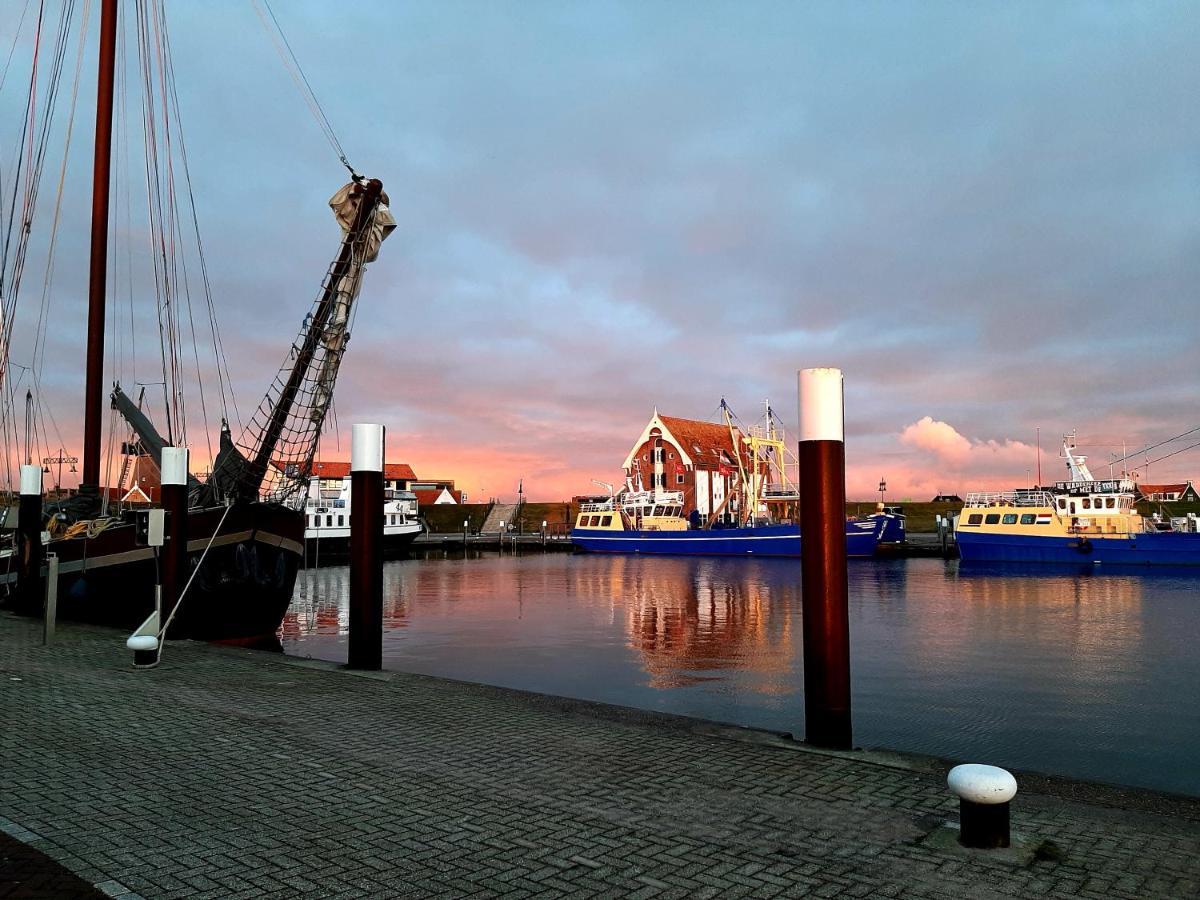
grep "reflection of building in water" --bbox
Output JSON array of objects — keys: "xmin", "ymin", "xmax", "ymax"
[{"xmin": 605, "ymin": 557, "xmax": 798, "ymax": 691}]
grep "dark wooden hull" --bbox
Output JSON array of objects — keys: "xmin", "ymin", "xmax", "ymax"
[{"xmin": 3, "ymin": 503, "xmax": 302, "ymax": 642}]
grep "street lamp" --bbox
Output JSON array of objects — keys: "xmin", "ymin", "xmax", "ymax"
[
  {"xmin": 463, "ymin": 518, "xmax": 469, "ymax": 546},
  {"xmin": 878, "ymin": 478, "xmax": 887, "ymax": 507},
  {"xmin": 541, "ymin": 519, "xmax": 548, "ymax": 546}
]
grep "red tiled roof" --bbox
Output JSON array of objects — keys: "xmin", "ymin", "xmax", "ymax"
[
  {"xmin": 412, "ymin": 488, "xmax": 460, "ymax": 506},
  {"xmin": 301, "ymin": 460, "xmax": 417, "ymax": 481},
  {"xmin": 1136, "ymin": 482, "xmax": 1191, "ymax": 496},
  {"xmin": 656, "ymin": 415, "xmax": 750, "ymax": 468}
]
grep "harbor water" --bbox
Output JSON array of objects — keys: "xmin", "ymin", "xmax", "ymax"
[{"xmin": 282, "ymin": 553, "xmax": 1200, "ymax": 797}]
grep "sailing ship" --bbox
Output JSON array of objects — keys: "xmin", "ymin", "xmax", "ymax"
[
  {"xmin": 571, "ymin": 401, "xmax": 886, "ymax": 557},
  {"xmin": 954, "ymin": 433, "xmax": 1200, "ymax": 566},
  {"xmin": 0, "ymin": 0, "xmax": 394, "ymax": 639}
]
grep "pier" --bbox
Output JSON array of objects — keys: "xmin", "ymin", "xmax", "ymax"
[{"xmin": 3, "ymin": 611, "xmax": 1198, "ymax": 898}]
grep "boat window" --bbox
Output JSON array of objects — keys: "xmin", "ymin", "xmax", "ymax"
[
  {"xmin": 1019, "ymin": 513, "xmax": 1036, "ymax": 525},
  {"xmin": 1057, "ymin": 498, "xmax": 1066, "ymax": 510},
  {"xmin": 966, "ymin": 514, "xmax": 983, "ymax": 525},
  {"xmin": 984, "ymin": 514, "xmax": 1001, "ymax": 524},
  {"xmin": 337, "ymin": 515, "xmax": 345, "ymax": 527},
  {"xmin": 312, "ymin": 515, "xmax": 319, "ymax": 527},
  {"xmin": 601, "ymin": 516, "xmax": 612, "ymax": 526},
  {"xmin": 1082, "ymin": 498, "xmax": 1091, "ymax": 509},
  {"xmin": 1001, "ymin": 514, "xmax": 1018, "ymax": 524},
  {"xmin": 1106, "ymin": 498, "xmax": 1115, "ymax": 509}
]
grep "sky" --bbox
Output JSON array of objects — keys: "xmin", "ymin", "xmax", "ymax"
[{"xmin": 1, "ymin": 0, "xmax": 1198, "ymax": 501}]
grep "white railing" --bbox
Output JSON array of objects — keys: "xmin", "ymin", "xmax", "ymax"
[
  {"xmin": 580, "ymin": 499, "xmax": 615, "ymax": 512},
  {"xmin": 964, "ymin": 490, "xmax": 1055, "ymax": 508}
]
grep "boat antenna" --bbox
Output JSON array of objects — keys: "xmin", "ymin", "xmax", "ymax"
[{"xmin": 251, "ymin": 0, "xmax": 356, "ymax": 177}]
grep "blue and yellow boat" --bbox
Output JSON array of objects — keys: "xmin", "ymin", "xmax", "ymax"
[{"xmin": 955, "ymin": 435, "xmax": 1200, "ymax": 566}]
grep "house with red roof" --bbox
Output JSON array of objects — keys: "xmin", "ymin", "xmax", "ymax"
[
  {"xmin": 1135, "ymin": 481, "xmax": 1198, "ymax": 503},
  {"xmin": 620, "ymin": 410, "xmax": 754, "ymax": 522}
]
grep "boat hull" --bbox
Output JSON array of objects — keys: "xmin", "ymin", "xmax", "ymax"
[
  {"xmin": 3, "ymin": 502, "xmax": 303, "ymax": 642},
  {"xmin": 956, "ymin": 529, "xmax": 1200, "ymax": 566},
  {"xmin": 303, "ymin": 523, "xmax": 422, "ymax": 562},
  {"xmin": 571, "ymin": 522, "xmax": 878, "ymax": 557}
]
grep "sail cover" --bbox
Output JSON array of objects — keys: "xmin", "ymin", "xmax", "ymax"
[{"xmin": 311, "ymin": 181, "xmax": 396, "ymax": 420}]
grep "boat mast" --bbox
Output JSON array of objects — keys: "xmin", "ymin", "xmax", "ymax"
[{"xmin": 81, "ymin": 0, "xmax": 119, "ymax": 492}]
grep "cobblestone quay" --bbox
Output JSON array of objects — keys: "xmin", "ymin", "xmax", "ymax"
[{"xmin": 2, "ymin": 612, "xmax": 1198, "ymax": 899}]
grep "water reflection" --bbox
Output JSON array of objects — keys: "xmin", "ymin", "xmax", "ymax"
[{"xmin": 281, "ymin": 553, "xmax": 1200, "ymax": 796}]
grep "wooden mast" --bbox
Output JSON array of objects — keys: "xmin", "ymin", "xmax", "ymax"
[{"xmin": 81, "ymin": 0, "xmax": 119, "ymax": 491}]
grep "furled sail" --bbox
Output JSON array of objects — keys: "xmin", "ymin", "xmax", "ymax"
[{"xmin": 311, "ymin": 182, "xmax": 396, "ymax": 421}]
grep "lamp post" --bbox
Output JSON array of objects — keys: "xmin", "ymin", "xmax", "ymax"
[
  {"xmin": 542, "ymin": 519, "xmax": 548, "ymax": 546},
  {"xmin": 498, "ymin": 520, "xmax": 505, "ymax": 552},
  {"xmin": 463, "ymin": 518, "xmax": 469, "ymax": 548},
  {"xmin": 878, "ymin": 478, "xmax": 886, "ymax": 507}
]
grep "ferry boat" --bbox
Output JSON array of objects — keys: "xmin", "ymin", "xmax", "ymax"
[
  {"xmin": 571, "ymin": 400, "xmax": 883, "ymax": 557},
  {"xmin": 955, "ymin": 434, "xmax": 1200, "ymax": 566},
  {"xmin": 298, "ymin": 473, "xmax": 422, "ymax": 560}
]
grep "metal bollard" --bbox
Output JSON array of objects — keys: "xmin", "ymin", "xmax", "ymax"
[
  {"xmin": 797, "ymin": 368, "xmax": 852, "ymax": 750},
  {"xmin": 948, "ymin": 764, "xmax": 1017, "ymax": 849},
  {"xmin": 43, "ymin": 553, "xmax": 59, "ymax": 644},
  {"xmin": 347, "ymin": 423, "xmax": 384, "ymax": 671}
]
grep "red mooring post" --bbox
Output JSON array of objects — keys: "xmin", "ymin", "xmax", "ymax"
[
  {"xmin": 348, "ymin": 423, "xmax": 385, "ymax": 670},
  {"xmin": 160, "ymin": 447, "xmax": 189, "ymax": 632},
  {"xmin": 798, "ymin": 367, "xmax": 852, "ymax": 749},
  {"xmin": 17, "ymin": 464, "xmax": 44, "ymax": 616}
]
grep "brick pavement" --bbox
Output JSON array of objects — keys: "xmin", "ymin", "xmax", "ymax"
[{"xmin": 1, "ymin": 611, "xmax": 1198, "ymax": 899}]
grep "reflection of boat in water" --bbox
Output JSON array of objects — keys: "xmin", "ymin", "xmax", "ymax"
[
  {"xmin": 572, "ymin": 401, "xmax": 884, "ymax": 557},
  {"xmin": 955, "ymin": 434, "xmax": 1200, "ymax": 567}
]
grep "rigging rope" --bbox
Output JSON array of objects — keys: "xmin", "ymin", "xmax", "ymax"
[{"xmin": 250, "ymin": 0, "xmax": 355, "ymax": 175}]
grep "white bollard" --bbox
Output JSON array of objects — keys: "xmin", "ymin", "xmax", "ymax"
[{"xmin": 948, "ymin": 764, "xmax": 1018, "ymax": 848}]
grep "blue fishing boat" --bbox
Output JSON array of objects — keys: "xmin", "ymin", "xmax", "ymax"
[
  {"xmin": 955, "ymin": 433, "xmax": 1200, "ymax": 566},
  {"xmin": 572, "ymin": 504, "xmax": 879, "ymax": 557}
]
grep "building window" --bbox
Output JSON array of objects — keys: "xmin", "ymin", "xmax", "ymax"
[
  {"xmin": 326, "ymin": 515, "xmax": 332, "ymax": 527},
  {"xmin": 337, "ymin": 515, "xmax": 345, "ymax": 527},
  {"xmin": 668, "ymin": 452, "xmax": 675, "ymax": 459},
  {"xmin": 676, "ymin": 473, "xmax": 685, "ymax": 484}
]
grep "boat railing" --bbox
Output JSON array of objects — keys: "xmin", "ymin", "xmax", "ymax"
[
  {"xmin": 963, "ymin": 490, "xmax": 1056, "ymax": 508},
  {"xmin": 580, "ymin": 499, "xmax": 615, "ymax": 512},
  {"xmin": 620, "ymin": 490, "xmax": 684, "ymax": 509}
]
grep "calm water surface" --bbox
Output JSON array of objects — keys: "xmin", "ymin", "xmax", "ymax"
[{"xmin": 281, "ymin": 553, "xmax": 1200, "ymax": 796}]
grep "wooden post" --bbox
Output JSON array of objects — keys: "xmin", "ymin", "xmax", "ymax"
[
  {"xmin": 347, "ymin": 424, "xmax": 384, "ymax": 670},
  {"xmin": 17, "ymin": 465, "xmax": 43, "ymax": 616},
  {"xmin": 160, "ymin": 447, "xmax": 189, "ymax": 631},
  {"xmin": 797, "ymin": 368, "xmax": 852, "ymax": 750}
]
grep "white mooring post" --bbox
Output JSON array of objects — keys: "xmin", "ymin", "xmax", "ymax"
[
  {"xmin": 348, "ymin": 423, "xmax": 384, "ymax": 671},
  {"xmin": 17, "ymin": 464, "xmax": 43, "ymax": 617},
  {"xmin": 797, "ymin": 367, "xmax": 852, "ymax": 750}
]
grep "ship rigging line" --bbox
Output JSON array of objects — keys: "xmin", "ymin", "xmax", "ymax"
[
  {"xmin": 1112, "ymin": 424, "xmax": 1200, "ymax": 471},
  {"xmin": 251, "ymin": 0, "xmax": 355, "ymax": 176}
]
